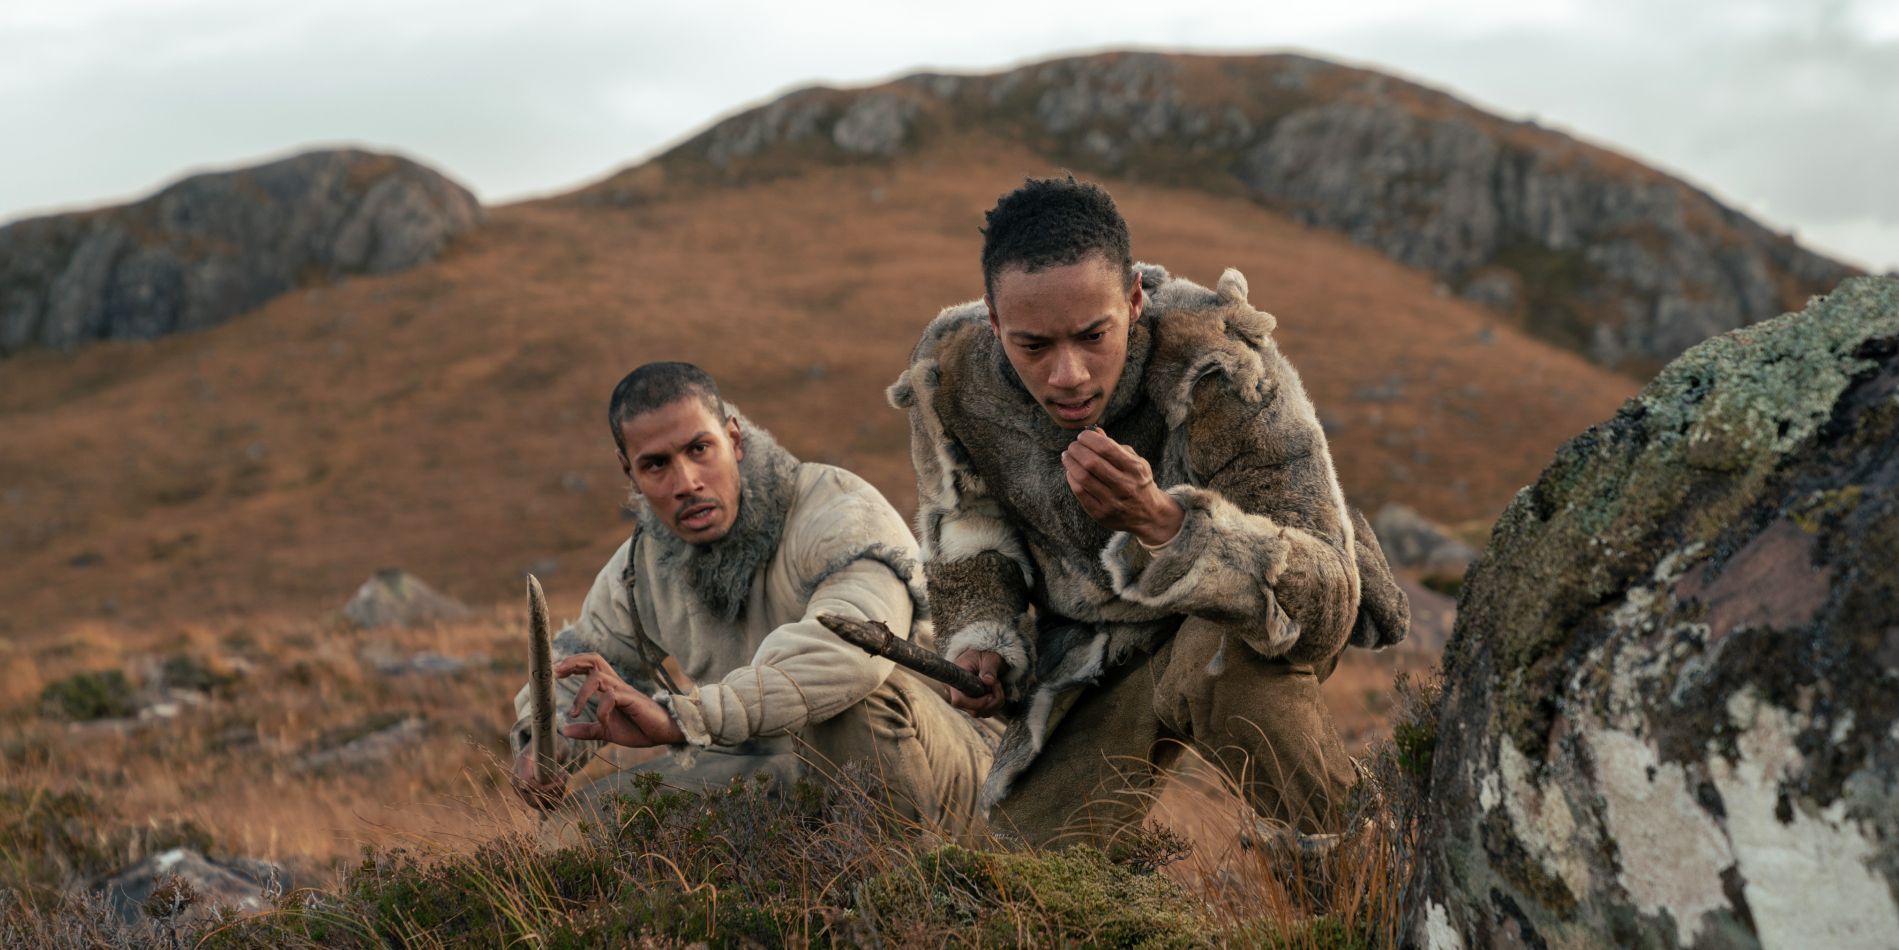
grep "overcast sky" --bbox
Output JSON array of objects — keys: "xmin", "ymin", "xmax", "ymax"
[{"xmin": 4, "ymin": 0, "xmax": 1894, "ymax": 272}]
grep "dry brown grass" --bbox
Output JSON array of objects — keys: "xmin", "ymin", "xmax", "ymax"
[
  {"xmin": 2, "ymin": 595, "xmax": 1442, "ymax": 946},
  {"xmin": 2, "ymin": 610, "xmax": 541, "ymax": 879}
]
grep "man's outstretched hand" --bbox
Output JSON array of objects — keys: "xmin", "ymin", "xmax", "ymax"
[
  {"xmin": 556, "ymin": 653, "xmax": 686, "ymax": 748},
  {"xmin": 1061, "ymin": 428, "xmax": 1183, "ymax": 547},
  {"xmin": 949, "ymin": 649, "xmax": 1007, "ymax": 717}
]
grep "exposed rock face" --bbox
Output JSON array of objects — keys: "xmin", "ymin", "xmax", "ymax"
[
  {"xmin": 0, "ymin": 149, "xmax": 480, "ymax": 356},
  {"xmin": 623, "ymin": 52, "xmax": 1851, "ymax": 372},
  {"xmin": 97, "ymin": 847, "xmax": 287, "ymax": 925},
  {"xmin": 1417, "ymin": 277, "xmax": 1899, "ymax": 948},
  {"xmin": 1373, "ymin": 502, "xmax": 1478, "ymax": 576},
  {"xmin": 341, "ymin": 569, "xmax": 471, "ymax": 629},
  {"xmin": 294, "ymin": 716, "xmax": 428, "ymax": 774}
]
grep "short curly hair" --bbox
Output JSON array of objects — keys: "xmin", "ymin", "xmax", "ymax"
[{"xmin": 980, "ymin": 176, "xmax": 1133, "ymax": 298}]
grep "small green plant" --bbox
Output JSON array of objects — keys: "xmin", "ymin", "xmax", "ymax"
[
  {"xmin": 159, "ymin": 655, "xmax": 240, "ymax": 695},
  {"xmin": 38, "ymin": 669, "xmax": 138, "ymax": 721}
]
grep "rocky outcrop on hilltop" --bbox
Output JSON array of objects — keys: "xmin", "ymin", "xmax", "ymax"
[
  {"xmin": 0, "ymin": 149, "xmax": 480, "ymax": 356},
  {"xmin": 620, "ymin": 52, "xmax": 1853, "ymax": 372},
  {"xmin": 1415, "ymin": 277, "xmax": 1899, "ymax": 947}
]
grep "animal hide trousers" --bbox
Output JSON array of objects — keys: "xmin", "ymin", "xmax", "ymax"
[{"xmin": 990, "ymin": 617, "xmax": 1356, "ymax": 847}]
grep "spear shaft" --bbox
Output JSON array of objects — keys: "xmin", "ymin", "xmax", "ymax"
[{"xmin": 817, "ymin": 613, "xmax": 992, "ymax": 699}]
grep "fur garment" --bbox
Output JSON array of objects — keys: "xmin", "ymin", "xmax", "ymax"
[{"xmin": 890, "ymin": 262, "xmax": 1409, "ymax": 808}]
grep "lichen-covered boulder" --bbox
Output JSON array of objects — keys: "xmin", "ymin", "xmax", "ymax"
[{"xmin": 1416, "ymin": 277, "xmax": 1899, "ymax": 948}]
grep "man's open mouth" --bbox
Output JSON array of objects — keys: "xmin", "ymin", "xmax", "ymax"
[
  {"xmin": 677, "ymin": 503, "xmax": 719, "ymax": 530},
  {"xmin": 1050, "ymin": 395, "xmax": 1097, "ymax": 422}
]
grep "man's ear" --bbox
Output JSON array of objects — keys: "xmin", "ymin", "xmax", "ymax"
[
  {"xmin": 985, "ymin": 295, "xmax": 1000, "ymax": 338},
  {"xmin": 1127, "ymin": 275, "xmax": 1144, "ymax": 321},
  {"xmin": 616, "ymin": 448, "xmax": 633, "ymax": 480},
  {"xmin": 726, "ymin": 415, "xmax": 744, "ymax": 462}
]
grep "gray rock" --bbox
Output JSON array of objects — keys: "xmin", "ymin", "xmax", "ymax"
[
  {"xmin": 1391, "ymin": 575, "xmax": 1456, "ymax": 657},
  {"xmin": 368, "ymin": 650, "xmax": 476, "ymax": 677},
  {"xmin": 1458, "ymin": 269, "xmax": 1521, "ymax": 312},
  {"xmin": 831, "ymin": 93, "xmax": 917, "ymax": 157},
  {"xmin": 1372, "ymin": 503, "xmax": 1477, "ymax": 575},
  {"xmin": 0, "ymin": 149, "xmax": 480, "ymax": 356},
  {"xmin": 295, "ymin": 716, "xmax": 427, "ymax": 774},
  {"xmin": 1416, "ymin": 277, "xmax": 1899, "ymax": 947},
  {"xmin": 341, "ymin": 569, "xmax": 470, "ymax": 629},
  {"xmin": 704, "ymin": 92, "xmax": 834, "ymax": 168},
  {"xmin": 96, "ymin": 847, "xmax": 287, "ymax": 925}
]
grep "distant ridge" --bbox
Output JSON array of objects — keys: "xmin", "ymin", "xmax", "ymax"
[
  {"xmin": 0, "ymin": 149, "xmax": 481, "ymax": 357},
  {"xmin": 594, "ymin": 51, "xmax": 1854, "ymax": 373}
]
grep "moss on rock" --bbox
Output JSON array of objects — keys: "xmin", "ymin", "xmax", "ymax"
[{"xmin": 1420, "ymin": 277, "xmax": 1899, "ymax": 948}]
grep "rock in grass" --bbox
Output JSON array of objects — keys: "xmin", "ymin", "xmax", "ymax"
[
  {"xmin": 341, "ymin": 569, "xmax": 470, "ymax": 629},
  {"xmin": 1416, "ymin": 277, "xmax": 1899, "ymax": 948},
  {"xmin": 97, "ymin": 847, "xmax": 288, "ymax": 925}
]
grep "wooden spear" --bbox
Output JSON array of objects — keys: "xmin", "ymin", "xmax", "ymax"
[
  {"xmin": 817, "ymin": 613, "xmax": 991, "ymax": 698},
  {"xmin": 527, "ymin": 574, "xmax": 558, "ymax": 785}
]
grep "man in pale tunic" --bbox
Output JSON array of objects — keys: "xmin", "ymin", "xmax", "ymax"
[{"xmin": 510, "ymin": 362, "xmax": 993, "ymax": 833}]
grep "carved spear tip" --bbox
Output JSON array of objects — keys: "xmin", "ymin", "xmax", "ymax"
[{"xmin": 527, "ymin": 574, "xmax": 557, "ymax": 786}]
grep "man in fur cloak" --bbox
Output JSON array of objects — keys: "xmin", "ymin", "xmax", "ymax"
[
  {"xmin": 888, "ymin": 178, "xmax": 1409, "ymax": 845},
  {"xmin": 509, "ymin": 362, "xmax": 994, "ymax": 834}
]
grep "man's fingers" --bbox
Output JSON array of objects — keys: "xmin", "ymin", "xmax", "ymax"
[
  {"xmin": 1065, "ymin": 463, "xmax": 1114, "ymax": 517},
  {"xmin": 569, "ymin": 670, "xmax": 603, "ymax": 719},
  {"xmin": 1077, "ymin": 428, "xmax": 1143, "ymax": 468},
  {"xmin": 554, "ymin": 653, "xmax": 603, "ymax": 678},
  {"xmin": 562, "ymin": 721, "xmax": 605, "ymax": 741},
  {"xmin": 976, "ymin": 652, "xmax": 1003, "ymax": 679},
  {"xmin": 1075, "ymin": 430, "xmax": 1154, "ymax": 485},
  {"xmin": 1065, "ymin": 442, "xmax": 1140, "ymax": 495}
]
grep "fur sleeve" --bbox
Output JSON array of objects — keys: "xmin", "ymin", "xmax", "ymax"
[
  {"xmin": 1102, "ymin": 275, "xmax": 1366, "ymax": 665},
  {"xmin": 888, "ymin": 307, "xmax": 1036, "ymax": 700},
  {"xmin": 1348, "ymin": 506, "xmax": 1410, "ymax": 649},
  {"xmin": 655, "ymin": 466, "xmax": 922, "ymax": 746}
]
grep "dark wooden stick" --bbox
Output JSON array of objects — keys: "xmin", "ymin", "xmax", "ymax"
[
  {"xmin": 527, "ymin": 574, "xmax": 558, "ymax": 785},
  {"xmin": 818, "ymin": 613, "xmax": 991, "ymax": 698}
]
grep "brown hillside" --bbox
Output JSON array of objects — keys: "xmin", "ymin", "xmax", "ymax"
[{"xmin": 0, "ymin": 136, "xmax": 1636, "ymax": 640}]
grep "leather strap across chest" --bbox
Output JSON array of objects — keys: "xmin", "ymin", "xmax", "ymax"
[{"xmin": 617, "ymin": 524, "xmax": 685, "ymax": 696}]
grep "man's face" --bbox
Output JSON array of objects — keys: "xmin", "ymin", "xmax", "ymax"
[
  {"xmin": 986, "ymin": 254, "xmax": 1142, "ymax": 430},
  {"xmin": 616, "ymin": 397, "xmax": 745, "ymax": 544}
]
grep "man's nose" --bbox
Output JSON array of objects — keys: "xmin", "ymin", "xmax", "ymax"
[
  {"xmin": 672, "ymin": 461, "xmax": 706, "ymax": 498},
  {"xmin": 1048, "ymin": 348, "xmax": 1088, "ymax": 390}
]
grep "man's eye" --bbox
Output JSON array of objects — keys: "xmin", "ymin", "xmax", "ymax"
[
  {"xmin": 1081, "ymin": 332, "xmax": 1106, "ymax": 343},
  {"xmin": 1019, "ymin": 342, "xmax": 1046, "ymax": 353},
  {"xmin": 642, "ymin": 459, "xmax": 665, "ymax": 472},
  {"xmin": 689, "ymin": 442, "xmax": 708, "ymax": 455}
]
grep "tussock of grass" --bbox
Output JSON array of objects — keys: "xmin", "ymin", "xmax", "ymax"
[
  {"xmin": 39, "ymin": 669, "xmax": 139, "ymax": 721},
  {"xmin": 3, "ymin": 738, "xmax": 1437, "ymax": 949}
]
